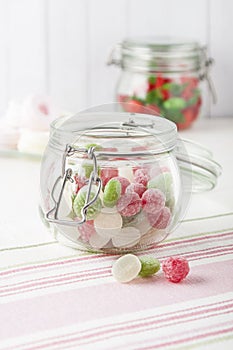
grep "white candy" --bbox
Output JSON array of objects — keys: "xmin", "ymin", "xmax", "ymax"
[
  {"xmin": 94, "ymin": 211, "xmax": 122, "ymax": 239},
  {"xmin": 118, "ymin": 166, "xmax": 134, "ymax": 182},
  {"xmin": 112, "ymin": 227, "xmax": 141, "ymax": 248},
  {"xmin": 112, "ymin": 254, "xmax": 141, "ymax": 283},
  {"xmin": 89, "ymin": 233, "xmax": 110, "ymax": 249},
  {"xmin": 133, "ymin": 211, "xmax": 151, "ymax": 236}
]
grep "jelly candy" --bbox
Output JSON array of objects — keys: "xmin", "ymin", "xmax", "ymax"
[
  {"xmin": 147, "ymin": 207, "xmax": 171, "ymax": 229},
  {"xmin": 139, "ymin": 256, "xmax": 160, "ymax": 277},
  {"xmin": 116, "ymin": 192, "xmax": 141, "ymax": 217},
  {"xmin": 103, "ymin": 179, "xmax": 121, "ymax": 207},
  {"xmin": 126, "ymin": 182, "xmax": 146, "ymax": 198},
  {"xmin": 73, "ymin": 185, "xmax": 102, "ymax": 220},
  {"xmin": 111, "ymin": 176, "xmax": 130, "ymax": 194},
  {"xmin": 162, "ymin": 256, "xmax": 190, "ymax": 283},
  {"xmin": 112, "ymin": 254, "xmax": 142, "ymax": 283},
  {"xmin": 94, "ymin": 210, "xmax": 122, "ymax": 239},
  {"xmin": 100, "ymin": 168, "xmax": 118, "ymax": 187},
  {"xmin": 89, "ymin": 233, "xmax": 110, "ymax": 249},
  {"xmin": 141, "ymin": 188, "xmax": 165, "ymax": 215},
  {"xmin": 112, "ymin": 227, "xmax": 141, "ymax": 248}
]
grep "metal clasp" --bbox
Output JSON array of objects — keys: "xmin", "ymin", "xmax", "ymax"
[
  {"xmin": 199, "ymin": 56, "xmax": 217, "ymax": 104},
  {"xmin": 45, "ymin": 145, "xmax": 102, "ymax": 227}
]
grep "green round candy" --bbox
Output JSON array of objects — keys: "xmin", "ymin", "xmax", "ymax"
[
  {"xmin": 103, "ymin": 179, "xmax": 121, "ymax": 207},
  {"xmin": 139, "ymin": 256, "xmax": 160, "ymax": 277},
  {"xmin": 163, "ymin": 97, "xmax": 186, "ymax": 110},
  {"xmin": 73, "ymin": 190, "xmax": 102, "ymax": 220},
  {"xmin": 148, "ymin": 172, "xmax": 173, "ymax": 201}
]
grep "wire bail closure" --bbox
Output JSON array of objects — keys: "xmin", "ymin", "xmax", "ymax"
[{"xmin": 45, "ymin": 145, "xmax": 102, "ymax": 227}]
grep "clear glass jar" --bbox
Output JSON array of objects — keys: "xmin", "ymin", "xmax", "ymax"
[
  {"xmin": 40, "ymin": 110, "xmax": 221, "ymax": 254},
  {"xmin": 108, "ymin": 37, "xmax": 215, "ymax": 130}
]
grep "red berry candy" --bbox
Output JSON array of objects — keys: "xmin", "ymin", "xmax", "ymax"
[
  {"xmin": 141, "ymin": 188, "xmax": 165, "ymax": 215},
  {"xmin": 111, "ymin": 176, "xmax": 130, "ymax": 195},
  {"xmin": 100, "ymin": 168, "xmax": 118, "ymax": 187},
  {"xmin": 126, "ymin": 182, "xmax": 146, "ymax": 198},
  {"xmin": 116, "ymin": 192, "xmax": 141, "ymax": 217},
  {"xmin": 162, "ymin": 256, "xmax": 190, "ymax": 283},
  {"xmin": 148, "ymin": 206, "xmax": 171, "ymax": 229},
  {"xmin": 74, "ymin": 175, "xmax": 87, "ymax": 193},
  {"xmin": 123, "ymin": 100, "xmax": 144, "ymax": 113},
  {"xmin": 134, "ymin": 169, "xmax": 150, "ymax": 187}
]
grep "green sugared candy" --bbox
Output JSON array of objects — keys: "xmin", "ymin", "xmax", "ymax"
[
  {"xmin": 82, "ymin": 162, "xmax": 100, "ymax": 179},
  {"xmin": 73, "ymin": 190, "xmax": 102, "ymax": 220},
  {"xmin": 103, "ymin": 179, "xmax": 121, "ymax": 207},
  {"xmin": 163, "ymin": 97, "xmax": 186, "ymax": 111},
  {"xmin": 148, "ymin": 172, "xmax": 173, "ymax": 201},
  {"xmin": 139, "ymin": 256, "xmax": 160, "ymax": 277}
]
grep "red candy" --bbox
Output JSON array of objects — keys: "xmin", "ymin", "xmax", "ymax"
[
  {"xmin": 112, "ymin": 176, "xmax": 130, "ymax": 195},
  {"xmin": 126, "ymin": 182, "xmax": 146, "ymax": 198},
  {"xmin": 100, "ymin": 168, "xmax": 118, "ymax": 187},
  {"xmin": 117, "ymin": 192, "xmax": 141, "ymax": 217},
  {"xmin": 148, "ymin": 207, "xmax": 171, "ymax": 229},
  {"xmin": 134, "ymin": 168, "xmax": 150, "ymax": 187},
  {"xmin": 162, "ymin": 256, "xmax": 190, "ymax": 283},
  {"xmin": 141, "ymin": 188, "xmax": 165, "ymax": 215},
  {"xmin": 78, "ymin": 220, "xmax": 96, "ymax": 242},
  {"xmin": 74, "ymin": 175, "xmax": 87, "ymax": 194}
]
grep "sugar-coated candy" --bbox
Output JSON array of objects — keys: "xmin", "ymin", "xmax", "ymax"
[
  {"xmin": 73, "ymin": 186, "xmax": 102, "ymax": 220},
  {"xmin": 162, "ymin": 256, "xmax": 190, "ymax": 283},
  {"xmin": 111, "ymin": 176, "xmax": 130, "ymax": 194},
  {"xmin": 147, "ymin": 207, "xmax": 171, "ymax": 229},
  {"xmin": 116, "ymin": 192, "xmax": 141, "ymax": 217},
  {"xmin": 148, "ymin": 172, "xmax": 173, "ymax": 201},
  {"xmin": 139, "ymin": 256, "xmax": 160, "ymax": 277},
  {"xmin": 100, "ymin": 168, "xmax": 118, "ymax": 187},
  {"xmin": 126, "ymin": 182, "xmax": 146, "ymax": 198},
  {"xmin": 103, "ymin": 179, "xmax": 121, "ymax": 207},
  {"xmin": 112, "ymin": 254, "xmax": 141, "ymax": 283},
  {"xmin": 141, "ymin": 188, "xmax": 165, "ymax": 215},
  {"xmin": 134, "ymin": 169, "xmax": 150, "ymax": 187},
  {"xmin": 112, "ymin": 227, "xmax": 141, "ymax": 248},
  {"xmin": 127, "ymin": 211, "xmax": 151, "ymax": 236},
  {"xmin": 94, "ymin": 210, "xmax": 122, "ymax": 238},
  {"xmin": 74, "ymin": 174, "xmax": 87, "ymax": 193},
  {"xmin": 78, "ymin": 220, "xmax": 96, "ymax": 242},
  {"xmin": 89, "ymin": 233, "xmax": 110, "ymax": 249}
]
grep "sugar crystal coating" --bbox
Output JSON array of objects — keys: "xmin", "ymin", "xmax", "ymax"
[
  {"xmin": 112, "ymin": 254, "xmax": 141, "ymax": 283},
  {"xmin": 147, "ymin": 206, "xmax": 171, "ymax": 229},
  {"xmin": 111, "ymin": 176, "xmax": 130, "ymax": 194},
  {"xmin": 73, "ymin": 186, "xmax": 102, "ymax": 220},
  {"xmin": 141, "ymin": 188, "xmax": 165, "ymax": 214},
  {"xmin": 139, "ymin": 256, "xmax": 160, "ymax": 277},
  {"xmin": 162, "ymin": 256, "xmax": 190, "ymax": 283},
  {"xmin": 116, "ymin": 192, "xmax": 141, "ymax": 217},
  {"xmin": 100, "ymin": 168, "xmax": 118, "ymax": 187},
  {"xmin": 126, "ymin": 182, "xmax": 146, "ymax": 198},
  {"xmin": 103, "ymin": 179, "xmax": 121, "ymax": 207}
]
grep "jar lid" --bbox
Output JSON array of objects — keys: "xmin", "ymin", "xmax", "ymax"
[
  {"xmin": 50, "ymin": 112, "xmax": 177, "ymax": 155},
  {"xmin": 109, "ymin": 37, "xmax": 206, "ymax": 73}
]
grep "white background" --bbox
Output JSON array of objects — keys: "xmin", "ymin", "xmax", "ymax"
[{"xmin": 0, "ymin": 0, "xmax": 232, "ymax": 118}]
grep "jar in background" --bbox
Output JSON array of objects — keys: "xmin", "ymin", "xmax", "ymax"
[
  {"xmin": 108, "ymin": 37, "xmax": 216, "ymax": 130},
  {"xmin": 40, "ymin": 110, "xmax": 221, "ymax": 254}
]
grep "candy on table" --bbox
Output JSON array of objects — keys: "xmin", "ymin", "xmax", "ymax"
[
  {"xmin": 112, "ymin": 254, "xmax": 142, "ymax": 283},
  {"xmin": 126, "ymin": 182, "xmax": 146, "ymax": 198},
  {"xmin": 112, "ymin": 226, "xmax": 141, "ymax": 248},
  {"xmin": 111, "ymin": 176, "xmax": 130, "ymax": 195},
  {"xmin": 141, "ymin": 188, "xmax": 165, "ymax": 215},
  {"xmin": 73, "ymin": 185, "xmax": 102, "ymax": 220},
  {"xmin": 147, "ymin": 207, "xmax": 171, "ymax": 229},
  {"xmin": 162, "ymin": 256, "xmax": 190, "ymax": 283},
  {"xmin": 78, "ymin": 220, "xmax": 96, "ymax": 242},
  {"xmin": 89, "ymin": 232, "xmax": 110, "ymax": 249},
  {"xmin": 116, "ymin": 192, "xmax": 142, "ymax": 217},
  {"xmin": 139, "ymin": 256, "xmax": 160, "ymax": 277},
  {"xmin": 94, "ymin": 209, "xmax": 122, "ymax": 239},
  {"xmin": 103, "ymin": 178, "xmax": 121, "ymax": 207},
  {"xmin": 100, "ymin": 168, "xmax": 119, "ymax": 187}
]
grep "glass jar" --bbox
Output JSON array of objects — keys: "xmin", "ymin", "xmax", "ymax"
[
  {"xmin": 108, "ymin": 37, "xmax": 216, "ymax": 130},
  {"xmin": 40, "ymin": 110, "xmax": 221, "ymax": 254}
]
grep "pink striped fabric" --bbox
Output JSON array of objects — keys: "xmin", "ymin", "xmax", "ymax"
[{"xmin": 0, "ymin": 214, "xmax": 233, "ymax": 350}]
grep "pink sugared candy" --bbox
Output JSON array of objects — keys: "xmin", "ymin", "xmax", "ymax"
[
  {"xmin": 100, "ymin": 168, "xmax": 119, "ymax": 187},
  {"xmin": 126, "ymin": 182, "xmax": 146, "ymax": 198},
  {"xmin": 162, "ymin": 256, "xmax": 190, "ymax": 283},
  {"xmin": 141, "ymin": 188, "xmax": 165, "ymax": 215},
  {"xmin": 134, "ymin": 169, "xmax": 150, "ymax": 187},
  {"xmin": 147, "ymin": 207, "xmax": 171, "ymax": 229},
  {"xmin": 111, "ymin": 176, "xmax": 130, "ymax": 194},
  {"xmin": 74, "ymin": 174, "xmax": 87, "ymax": 193},
  {"xmin": 116, "ymin": 192, "xmax": 141, "ymax": 217},
  {"xmin": 78, "ymin": 220, "xmax": 96, "ymax": 242}
]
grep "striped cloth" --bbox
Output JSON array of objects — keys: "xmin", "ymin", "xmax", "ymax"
[{"xmin": 0, "ymin": 211, "xmax": 233, "ymax": 350}]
